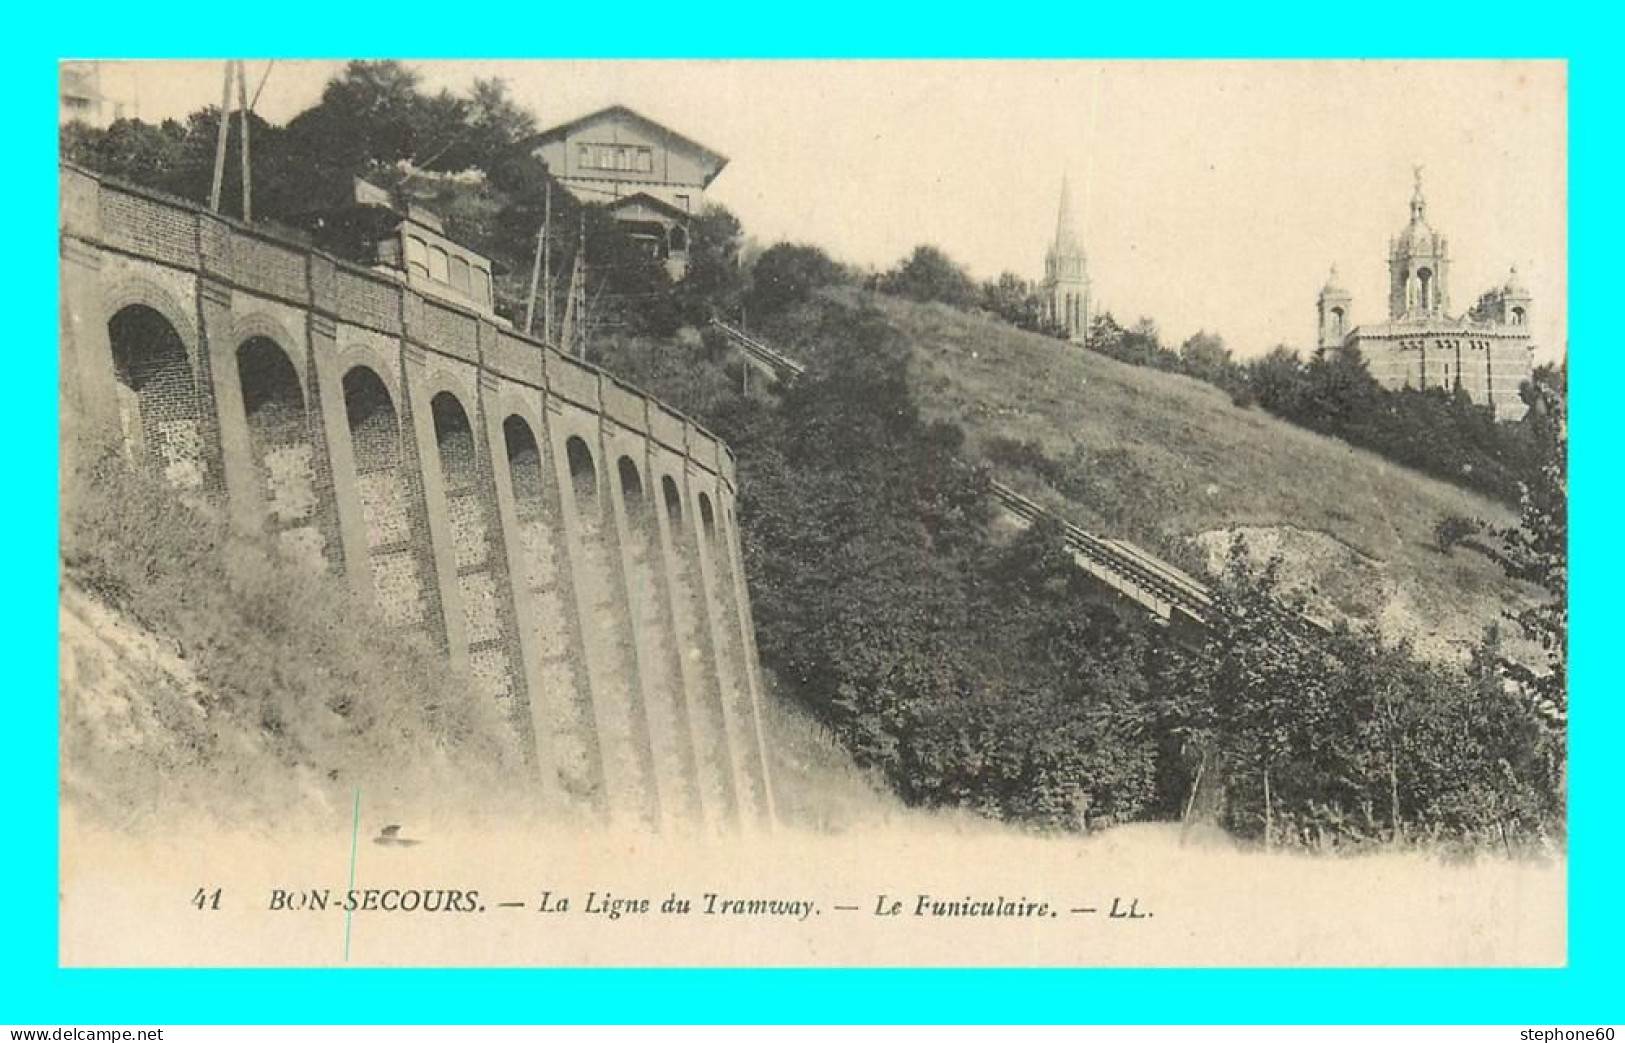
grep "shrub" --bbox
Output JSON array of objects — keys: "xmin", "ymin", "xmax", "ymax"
[{"xmin": 1434, "ymin": 513, "xmax": 1479, "ymax": 554}]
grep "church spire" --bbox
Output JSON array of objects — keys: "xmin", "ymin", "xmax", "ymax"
[
  {"xmin": 1051, "ymin": 174, "xmax": 1083, "ymax": 257},
  {"xmin": 1041, "ymin": 173, "xmax": 1090, "ymax": 344},
  {"xmin": 1410, "ymin": 163, "xmax": 1428, "ymax": 225}
]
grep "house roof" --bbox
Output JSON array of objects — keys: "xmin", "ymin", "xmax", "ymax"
[
  {"xmin": 523, "ymin": 104, "xmax": 729, "ymax": 185},
  {"xmin": 605, "ymin": 191, "xmax": 693, "ymax": 222}
]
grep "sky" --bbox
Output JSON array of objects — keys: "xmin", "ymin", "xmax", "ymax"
[{"xmin": 83, "ymin": 59, "xmax": 1567, "ymax": 362}]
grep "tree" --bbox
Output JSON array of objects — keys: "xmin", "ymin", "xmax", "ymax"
[
  {"xmin": 281, "ymin": 60, "xmax": 464, "ymax": 176},
  {"xmin": 1489, "ymin": 364, "xmax": 1567, "ymax": 726},
  {"xmin": 980, "ymin": 271, "xmax": 1042, "ymax": 330},
  {"xmin": 674, "ymin": 204, "xmax": 747, "ymax": 325},
  {"xmin": 1179, "ymin": 330, "xmax": 1235, "ymax": 387},
  {"xmin": 1122, "ymin": 317, "xmax": 1179, "ymax": 370},
  {"xmin": 879, "ymin": 245, "xmax": 978, "ymax": 309},
  {"xmin": 745, "ymin": 242, "xmax": 846, "ymax": 317},
  {"xmin": 1087, "ymin": 312, "xmax": 1127, "ymax": 355},
  {"xmin": 1247, "ymin": 345, "xmax": 1308, "ymax": 416},
  {"xmin": 61, "ymin": 117, "xmax": 189, "ymax": 190},
  {"xmin": 1299, "ymin": 342, "xmax": 1383, "ymax": 431},
  {"xmin": 462, "ymin": 78, "xmax": 537, "ymax": 170},
  {"xmin": 1165, "ymin": 540, "xmax": 1333, "ymax": 846}
]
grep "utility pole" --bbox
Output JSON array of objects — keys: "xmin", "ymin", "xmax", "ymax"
[
  {"xmin": 524, "ymin": 214, "xmax": 545, "ymax": 337},
  {"xmin": 208, "ymin": 61, "xmax": 233, "ymax": 213},
  {"xmin": 235, "ymin": 60, "xmax": 252, "ymax": 222},
  {"xmin": 560, "ymin": 219, "xmax": 585, "ymax": 357},
  {"xmin": 542, "ymin": 180, "xmax": 553, "ymax": 345},
  {"xmin": 575, "ymin": 215, "xmax": 587, "ymax": 358}
]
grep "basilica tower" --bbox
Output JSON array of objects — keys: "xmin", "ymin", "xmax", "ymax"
[
  {"xmin": 1324, "ymin": 167, "xmax": 1535, "ymax": 421},
  {"xmin": 1317, "ymin": 265, "xmax": 1353, "ymax": 351},
  {"xmin": 1388, "ymin": 167, "xmax": 1451, "ymax": 319},
  {"xmin": 1042, "ymin": 176, "xmax": 1091, "ymax": 343}
]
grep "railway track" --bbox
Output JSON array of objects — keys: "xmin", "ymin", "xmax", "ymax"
[
  {"xmin": 703, "ymin": 322, "xmax": 1324, "ymax": 636},
  {"xmin": 708, "ymin": 319, "xmax": 807, "ymax": 379},
  {"xmin": 989, "ymin": 479, "xmax": 1213, "ymax": 626}
]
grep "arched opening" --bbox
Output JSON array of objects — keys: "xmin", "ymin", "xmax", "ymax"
[
  {"xmin": 238, "ymin": 336, "xmax": 318, "ymax": 545},
  {"xmin": 436, "ymin": 390, "xmax": 516, "ymax": 714},
  {"xmin": 342, "ymin": 365, "xmax": 422, "ymax": 628},
  {"xmin": 662, "ymin": 475, "xmax": 684, "ymax": 531},
  {"xmin": 669, "ymin": 226, "xmax": 689, "ymax": 254},
  {"xmin": 107, "ymin": 304, "xmax": 203, "ymax": 487},
  {"xmin": 238, "ymin": 337, "xmax": 303, "ymax": 425},
  {"xmin": 1330, "ymin": 306, "xmax": 1345, "ymax": 335},
  {"xmin": 566, "ymin": 436, "xmax": 598, "ymax": 513},
  {"xmin": 431, "ymin": 391, "xmax": 477, "ymax": 494},
  {"xmin": 1511, "ymin": 306, "xmax": 1526, "ymax": 326},
  {"xmin": 502, "ymin": 413, "xmax": 595, "ymax": 791},
  {"xmin": 504, "ymin": 416, "xmax": 546, "ymax": 517},
  {"xmin": 698, "ymin": 491, "xmax": 717, "ymax": 544},
  {"xmin": 343, "ymin": 366, "xmax": 399, "ymax": 475},
  {"xmin": 618, "ymin": 456, "xmax": 647, "ymax": 533},
  {"xmin": 565, "ymin": 432, "xmax": 657, "ymax": 823},
  {"xmin": 1417, "ymin": 267, "xmax": 1434, "ymax": 311}
]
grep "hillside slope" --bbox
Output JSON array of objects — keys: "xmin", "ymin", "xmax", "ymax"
[
  {"xmin": 804, "ymin": 288, "xmax": 1535, "ymax": 662},
  {"xmin": 60, "ymin": 445, "xmax": 900, "ymax": 835},
  {"xmin": 59, "ymin": 445, "xmax": 533, "ymax": 833}
]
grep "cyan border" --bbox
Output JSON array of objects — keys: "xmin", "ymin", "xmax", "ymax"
[{"xmin": 8, "ymin": 2, "xmax": 1619, "ymax": 1022}]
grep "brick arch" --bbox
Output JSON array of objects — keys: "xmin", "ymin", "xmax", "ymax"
[
  {"xmin": 617, "ymin": 454, "xmax": 651, "ymax": 536},
  {"xmin": 430, "ymin": 390, "xmax": 479, "ymax": 494},
  {"xmin": 432, "ymin": 387, "xmax": 522, "ymax": 732},
  {"xmin": 332, "ymin": 339, "xmax": 404, "ymax": 409},
  {"xmin": 503, "ymin": 415, "xmax": 549, "ymax": 518},
  {"xmin": 106, "ymin": 302, "xmax": 206, "ymax": 488},
  {"xmin": 416, "ymin": 361, "xmax": 480, "ymax": 404},
  {"xmin": 565, "ymin": 434, "xmax": 600, "ymax": 518},
  {"xmin": 238, "ymin": 335, "xmax": 326, "ymax": 567},
  {"xmin": 230, "ymin": 312, "xmax": 307, "ymax": 393},
  {"xmin": 238, "ymin": 335, "xmax": 306, "ymax": 419},
  {"xmin": 342, "ymin": 365, "xmax": 400, "ymax": 474},
  {"xmin": 659, "ymin": 472, "xmax": 685, "ymax": 533},
  {"xmin": 101, "ymin": 274, "xmax": 197, "ymax": 361},
  {"xmin": 342, "ymin": 363, "xmax": 426, "ymax": 629},
  {"xmin": 696, "ymin": 488, "xmax": 717, "ymax": 543}
]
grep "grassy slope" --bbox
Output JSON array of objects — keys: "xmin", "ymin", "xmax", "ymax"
[
  {"xmin": 59, "ymin": 445, "xmax": 531, "ymax": 833},
  {"xmin": 59, "ymin": 443, "xmax": 902, "ymax": 833},
  {"xmin": 826, "ymin": 288, "xmax": 1535, "ymax": 660}
]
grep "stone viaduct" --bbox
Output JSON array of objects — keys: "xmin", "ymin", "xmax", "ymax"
[{"xmin": 57, "ymin": 163, "xmax": 775, "ymax": 831}]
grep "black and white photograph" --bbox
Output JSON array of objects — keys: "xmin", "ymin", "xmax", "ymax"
[{"xmin": 56, "ymin": 58, "xmax": 1567, "ymax": 967}]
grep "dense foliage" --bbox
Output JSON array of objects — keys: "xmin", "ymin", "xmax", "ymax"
[
  {"xmin": 1164, "ymin": 543, "xmax": 1562, "ymax": 850},
  {"xmin": 709, "ymin": 305, "xmax": 1169, "ymax": 827},
  {"xmin": 60, "ymin": 61, "xmax": 746, "ymax": 338},
  {"xmin": 1083, "ymin": 310, "xmax": 1558, "ymax": 508},
  {"xmin": 697, "ymin": 294, "xmax": 1565, "ymax": 849}
]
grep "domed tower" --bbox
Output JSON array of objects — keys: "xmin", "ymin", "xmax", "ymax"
[
  {"xmin": 1388, "ymin": 166, "xmax": 1451, "ymax": 319},
  {"xmin": 1042, "ymin": 175, "xmax": 1091, "ymax": 343},
  {"xmin": 1317, "ymin": 264, "xmax": 1353, "ymax": 350},
  {"xmin": 1470, "ymin": 264, "xmax": 1535, "ymax": 328},
  {"xmin": 1500, "ymin": 264, "xmax": 1533, "ymax": 328}
]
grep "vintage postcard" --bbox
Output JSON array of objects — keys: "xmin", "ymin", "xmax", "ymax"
[{"xmin": 57, "ymin": 59, "xmax": 1567, "ymax": 967}]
